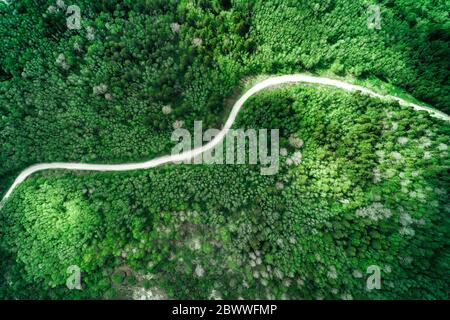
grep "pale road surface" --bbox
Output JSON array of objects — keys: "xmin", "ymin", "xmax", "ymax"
[{"xmin": 1, "ymin": 74, "xmax": 449, "ymax": 209}]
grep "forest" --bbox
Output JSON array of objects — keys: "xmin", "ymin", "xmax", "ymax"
[{"xmin": 0, "ymin": 0, "xmax": 449, "ymax": 299}]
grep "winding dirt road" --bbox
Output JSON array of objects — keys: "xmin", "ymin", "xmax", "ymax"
[{"xmin": 1, "ymin": 74, "xmax": 449, "ymax": 209}]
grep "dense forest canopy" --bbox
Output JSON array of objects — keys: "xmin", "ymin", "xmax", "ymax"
[{"xmin": 0, "ymin": 0, "xmax": 449, "ymax": 299}]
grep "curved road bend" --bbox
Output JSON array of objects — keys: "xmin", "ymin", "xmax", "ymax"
[{"xmin": 1, "ymin": 74, "xmax": 449, "ymax": 209}]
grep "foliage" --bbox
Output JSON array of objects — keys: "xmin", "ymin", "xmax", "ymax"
[
  {"xmin": 1, "ymin": 85, "xmax": 448, "ymax": 299},
  {"xmin": 0, "ymin": 0, "xmax": 449, "ymax": 300}
]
